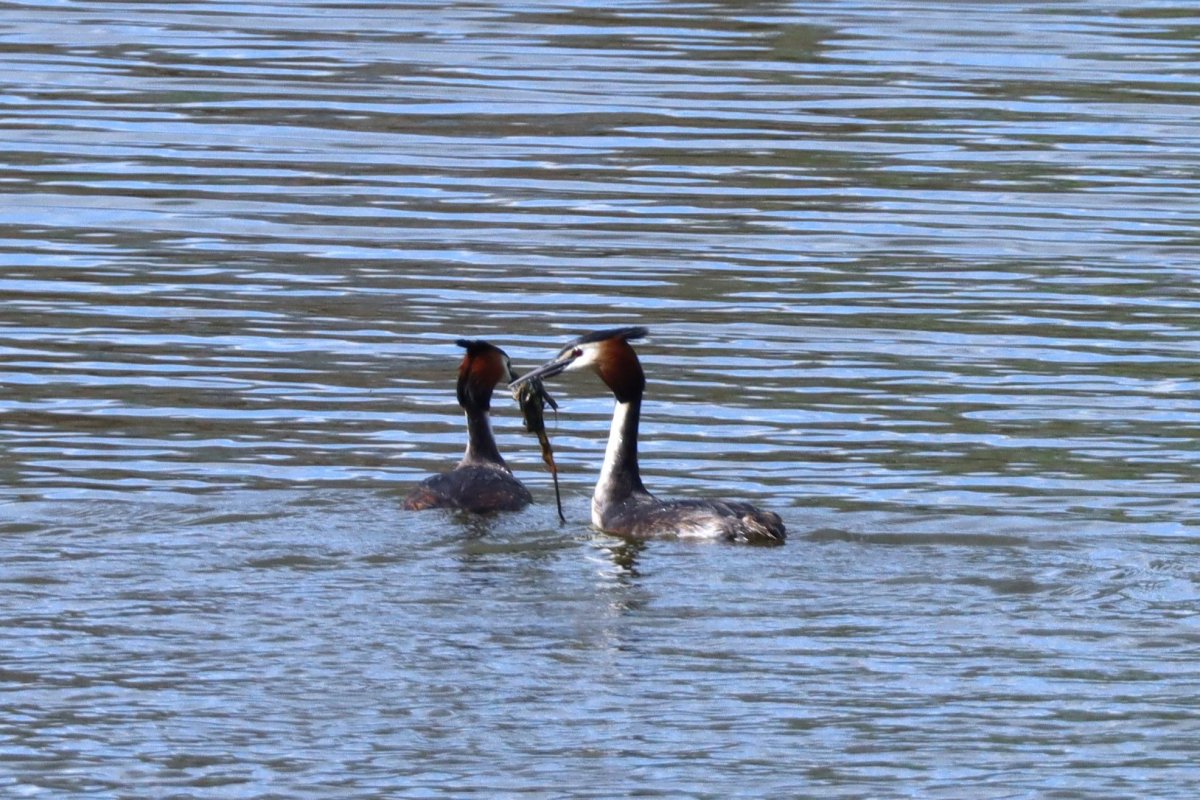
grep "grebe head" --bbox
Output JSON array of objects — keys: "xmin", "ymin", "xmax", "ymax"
[
  {"xmin": 512, "ymin": 326, "xmax": 648, "ymax": 402},
  {"xmin": 455, "ymin": 339, "xmax": 517, "ymax": 412}
]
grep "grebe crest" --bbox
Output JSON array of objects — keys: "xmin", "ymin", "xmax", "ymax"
[
  {"xmin": 402, "ymin": 339, "xmax": 532, "ymax": 514},
  {"xmin": 512, "ymin": 327, "xmax": 785, "ymax": 543}
]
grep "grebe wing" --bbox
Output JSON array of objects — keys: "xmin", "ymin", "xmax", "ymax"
[{"xmin": 403, "ymin": 465, "xmax": 531, "ymax": 513}]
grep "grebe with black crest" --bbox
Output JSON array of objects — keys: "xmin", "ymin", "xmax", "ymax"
[
  {"xmin": 403, "ymin": 339, "xmax": 532, "ymax": 513},
  {"xmin": 511, "ymin": 327, "xmax": 785, "ymax": 543}
]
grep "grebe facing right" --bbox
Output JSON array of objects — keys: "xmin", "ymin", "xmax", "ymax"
[
  {"xmin": 511, "ymin": 327, "xmax": 785, "ymax": 543},
  {"xmin": 403, "ymin": 339, "xmax": 532, "ymax": 514}
]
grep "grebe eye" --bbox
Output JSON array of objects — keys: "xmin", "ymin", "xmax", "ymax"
[{"xmin": 572, "ymin": 348, "xmax": 583, "ymax": 358}]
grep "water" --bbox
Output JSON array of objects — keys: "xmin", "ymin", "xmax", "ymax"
[{"xmin": 3, "ymin": 0, "xmax": 1199, "ymax": 796}]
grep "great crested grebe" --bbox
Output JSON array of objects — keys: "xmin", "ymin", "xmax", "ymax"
[
  {"xmin": 403, "ymin": 339, "xmax": 532, "ymax": 513},
  {"xmin": 511, "ymin": 327, "xmax": 786, "ymax": 543}
]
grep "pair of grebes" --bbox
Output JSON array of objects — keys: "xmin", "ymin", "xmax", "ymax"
[{"xmin": 404, "ymin": 327, "xmax": 786, "ymax": 543}]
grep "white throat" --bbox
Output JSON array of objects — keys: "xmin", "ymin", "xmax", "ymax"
[{"xmin": 595, "ymin": 400, "xmax": 633, "ymax": 499}]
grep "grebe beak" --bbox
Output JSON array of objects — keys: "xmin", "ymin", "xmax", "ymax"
[{"xmin": 509, "ymin": 351, "xmax": 576, "ymax": 389}]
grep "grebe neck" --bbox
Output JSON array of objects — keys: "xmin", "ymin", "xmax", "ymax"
[
  {"xmin": 595, "ymin": 396, "xmax": 647, "ymax": 505},
  {"xmin": 461, "ymin": 407, "xmax": 506, "ymax": 468}
]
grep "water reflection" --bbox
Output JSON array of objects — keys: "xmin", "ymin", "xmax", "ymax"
[{"xmin": 599, "ymin": 537, "xmax": 647, "ymax": 576}]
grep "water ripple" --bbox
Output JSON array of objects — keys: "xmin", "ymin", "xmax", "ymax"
[{"xmin": 3, "ymin": 1, "xmax": 1200, "ymax": 797}]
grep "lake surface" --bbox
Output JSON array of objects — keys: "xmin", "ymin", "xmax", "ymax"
[{"xmin": 2, "ymin": 0, "xmax": 1199, "ymax": 796}]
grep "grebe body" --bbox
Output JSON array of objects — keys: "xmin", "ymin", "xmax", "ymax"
[
  {"xmin": 512, "ymin": 327, "xmax": 785, "ymax": 543},
  {"xmin": 403, "ymin": 339, "xmax": 532, "ymax": 514}
]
